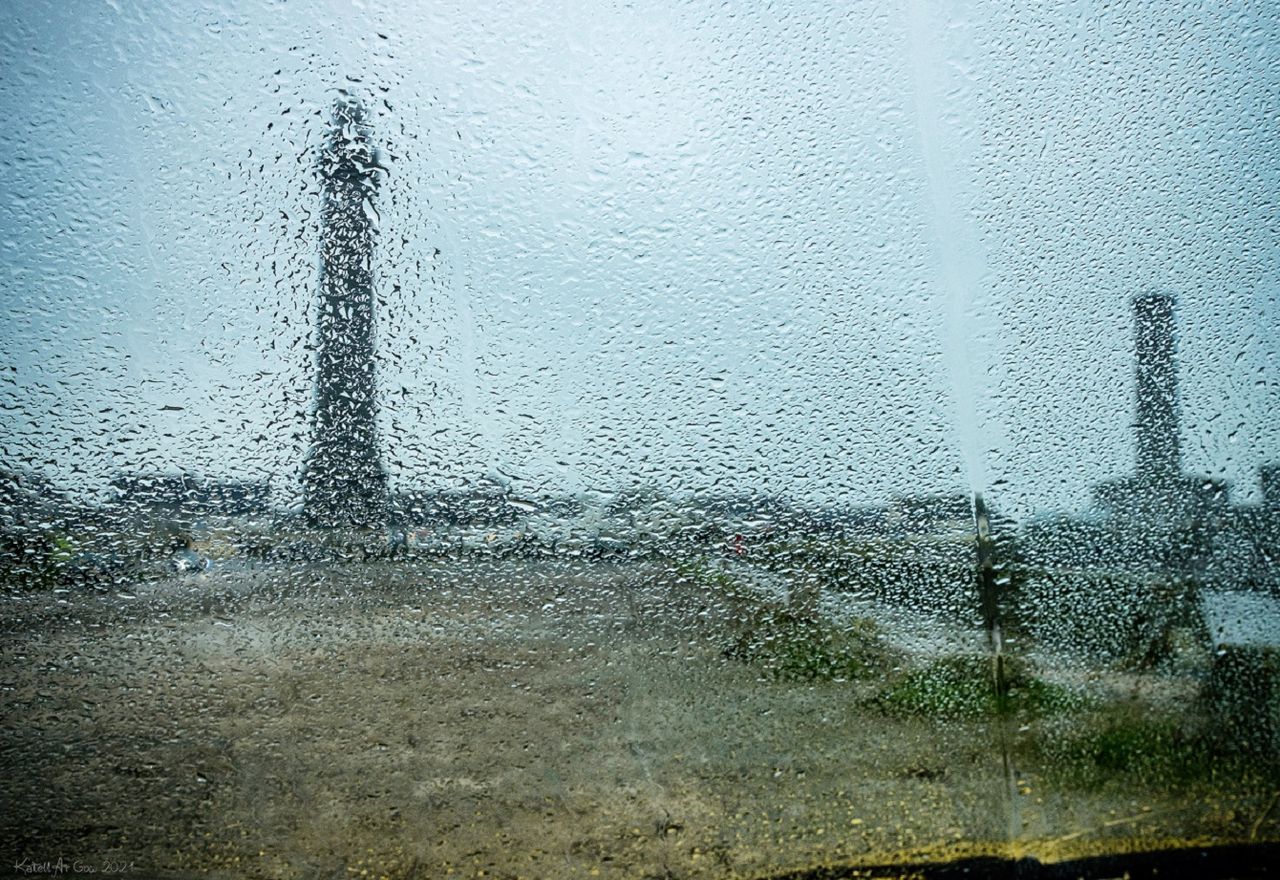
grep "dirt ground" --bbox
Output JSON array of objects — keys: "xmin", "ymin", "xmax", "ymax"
[{"xmin": 1, "ymin": 559, "xmax": 1275, "ymax": 879}]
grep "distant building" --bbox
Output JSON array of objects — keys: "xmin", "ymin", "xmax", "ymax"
[
  {"xmin": 110, "ymin": 474, "xmax": 270, "ymax": 519},
  {"xmin": 1261, "ymin": 463, "xmax": 1280, "ymax": 511},
  {"xmin": 884, "ymin": 493, "xmax": 973, "ymax": 538},
  {"xmin": 388, "ymin": 481, "xmax": 520, "ymax": 528}
]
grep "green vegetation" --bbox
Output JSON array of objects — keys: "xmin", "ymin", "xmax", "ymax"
[
  {"xmin": 1024, "ymin": 694, "xmax": 1280, "ymax": 793},
  {"xmin": 670, "ymin": 558, "xmax": 898, "ymax": 682},
  {"xmin": 0, "ymin": 521, "xmax": 194, "ymax": 591},
  {"xmin": 0, "ymin": 528, "xmax": 89, "ymax": 590},
  {"xmin": 1030, "ymin": 711, "xmax": 1217, "ymax": 791},
  {"xmin": 1204, "ymin": 644, "xmax": 1280, "ymax": 757},
  {"xmin": 877, "ymin": 655, "xmax": 1083, "ymax": 720},
  {"xmin": 723, "ymin": 608, "xmax": 890, "ymax": 682},
  {"xmin": 1071, "ymin": 718, "xmax": 1190, "ymax": 776}
]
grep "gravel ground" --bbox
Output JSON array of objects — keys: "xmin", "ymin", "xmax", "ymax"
[{"xmin": 1, "ymin": 558, "xmax": 1274, "ymax": 879}]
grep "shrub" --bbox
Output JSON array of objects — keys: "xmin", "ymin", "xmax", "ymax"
[
  {"xmin": 1030, "ymin": 712, "xmax": 1213, "ymax": 790},
  {"xmin": 878, "ymin": 655, "xmax": 1082, "ymax": 720},
  {"xmin": 723, "ymin": 608, "xmax": 891, "ymax": 682},
  {"xmin": 670, "ymin": 557, "xmax": 897, "ymax": 682}
]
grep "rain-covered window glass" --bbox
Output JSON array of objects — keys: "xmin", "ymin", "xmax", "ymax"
[{"xmin": 2, "ymin": 2, "xmax": 1277, "ymax": 878}]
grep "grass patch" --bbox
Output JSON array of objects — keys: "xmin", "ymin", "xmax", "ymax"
[
  {"xmin": 1029, "ymin": 705, "xmax": 1280, "ymax": 792},
  {"xmin": 878, "ymin": 655, "xmax": 1083, "ymax": 720},
  {"xmin": 1079, "ymin": 718, "xmax": 1188, "ymax": 775},
  {"xmin": 670, "ymin": 557, "xmax": 897, "ymax": 682},
  {"xmin": 724, "ymin": 609, "xmax": 891, "ymax": 682},
  {"xmin": 1031, "ymin": 713, "xmax": 1211, "ymax": 790}
]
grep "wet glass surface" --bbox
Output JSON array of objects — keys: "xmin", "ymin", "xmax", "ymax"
[{"xmin": 1, "ymin": 2, "xmax": 1277, "ymax": 878}]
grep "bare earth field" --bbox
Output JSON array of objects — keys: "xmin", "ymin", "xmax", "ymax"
[{"xmin": 1, "ymin": 559, "xmax": 1275, "ymax": 879}]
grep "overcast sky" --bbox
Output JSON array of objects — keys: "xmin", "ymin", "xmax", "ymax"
[{"xmin": 1, "ymin": 0, "xmax": 1277, "ymax": 518}]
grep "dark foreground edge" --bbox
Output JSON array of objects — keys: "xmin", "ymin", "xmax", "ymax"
[{"xmin": 762, "ymin": 843, "xmax": 1279, "ymax": 879}]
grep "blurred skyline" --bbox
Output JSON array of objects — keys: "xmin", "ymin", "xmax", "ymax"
[{"xmin": 0, "ymin": 0, "xmax": 1277, "ymax": 518}]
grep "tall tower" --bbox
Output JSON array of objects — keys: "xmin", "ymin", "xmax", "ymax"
[
  {"xmin": 1094, "ymin": 292, "xmax": 1225, "ymax": 535},
  {"xmin": 302, "ymin": 96, "xmax": 389, "ymax": 528},
  {"xmin": 1133, "ymin": 293, "xmax": 1181, "ymax": 485}
]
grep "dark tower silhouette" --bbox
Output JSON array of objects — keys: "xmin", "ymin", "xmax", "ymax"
[
  {"xmin": 302, "ymin": 96, "xmax": 389, "ymax": 528},
  {"xmin": 1133, "ymin": 293, "xmax": 1181, "ymax": 484},
  {"xmin": 1094, "ymin": 291, "xmax": 1226, "ymax": 533},
  {"xmin": 1261, "ymin": 463, "xmax": 1280, "ymax": 511}
]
